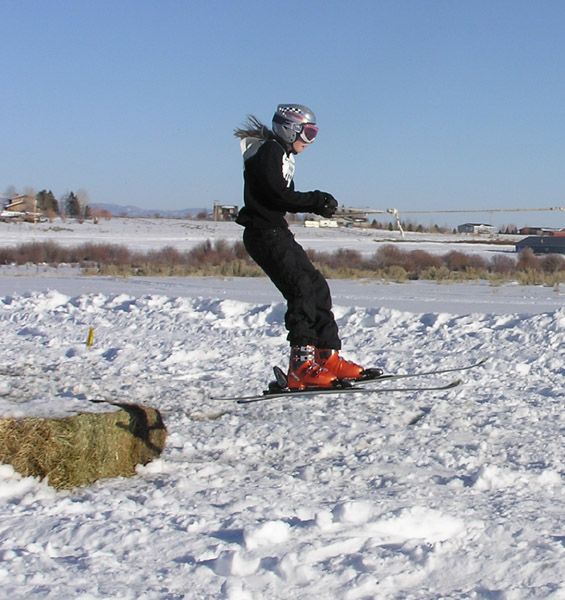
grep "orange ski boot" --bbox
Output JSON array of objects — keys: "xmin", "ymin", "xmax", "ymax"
[
  {"xmin": 315, "ymin": 348, "xmax": 364, "ymax": 381},
  {"xmin": 287, "ymin": 345, "xmax": 338, "ymax": 390}
]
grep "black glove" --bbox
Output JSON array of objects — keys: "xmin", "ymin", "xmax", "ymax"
[{"xmin": 315, "ymin": 192, "xmax": 338, "ymax": 218}]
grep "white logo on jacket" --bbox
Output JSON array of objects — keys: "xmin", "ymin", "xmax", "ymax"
[{"xmin": 281, "ymin": 152, "xmax": 295, "ymax": 188}]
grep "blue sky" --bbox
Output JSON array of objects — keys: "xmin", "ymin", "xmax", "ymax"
[{"xmin": 2, "ymin": 0, "xmax": 565, "ymax": 227}]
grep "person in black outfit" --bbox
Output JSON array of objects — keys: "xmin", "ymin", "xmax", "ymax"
[{"xmin": 234, "ymin": 104, "xmax": 365, "ymax": 389}]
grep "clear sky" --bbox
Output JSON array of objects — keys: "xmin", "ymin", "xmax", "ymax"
[{"xmin": 2, "ymin": 0, "xmax": 565, "ymax": 227}]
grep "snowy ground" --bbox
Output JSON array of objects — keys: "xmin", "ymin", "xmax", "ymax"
[
  {"xmin": 0, "ymin": 219, "xmax": 563, "ymax": 599},
  {"xmin": 0, "ymin": 216, "xmax": 522, "ymax": 257}
]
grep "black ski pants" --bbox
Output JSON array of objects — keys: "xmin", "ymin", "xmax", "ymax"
[{"xmin": 243, "ymin": 227, "xmax": 341, "ymax": 349}]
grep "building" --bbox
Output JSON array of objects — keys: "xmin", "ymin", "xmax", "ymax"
[
  {"xmin": 515, "ymin": 236, "xmax": 565, "ymax": 255},
  {"xmin": 1, "ymin": 194, "xmax": 43, "ymax": 222},
  {"xmin": 213, "ymin": 203, "xmax": 238, "ymax": 221},
  {"xmin": 457, "ymin": 223, "xmax": 497, "ymax": 235},
  {"xmin": 4, "ymin": 194, "xmax": 35, "ymax": 213},
  {"xmin": 304, "ymin": 218, "xmax": 338, "ymax": 228},
  {"xmin": 519, "ymin": 226, "xmax": 559, "ymax": 236}
]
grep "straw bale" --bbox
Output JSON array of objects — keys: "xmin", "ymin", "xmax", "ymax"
[{"xmin": 0, "ymin": 403, "xmax": 167, "ymax": 489}]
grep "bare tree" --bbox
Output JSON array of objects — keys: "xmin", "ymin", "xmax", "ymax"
[{"xmin": 76, "ymin": 189, "xmax": 91, "ymax": 221}]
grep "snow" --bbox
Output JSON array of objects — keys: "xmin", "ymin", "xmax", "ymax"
[
  {"xmin": 0, "ymin": 219, "xmax": 564, "ymax": 599},
  {"xmin": 0, "ymin": 216, "xmax": 521, "ymax": 256}
]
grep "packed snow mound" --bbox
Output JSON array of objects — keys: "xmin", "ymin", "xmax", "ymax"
[{"xmin": 0, "ymin": 290, "xmax": 563, "ymax": 599}]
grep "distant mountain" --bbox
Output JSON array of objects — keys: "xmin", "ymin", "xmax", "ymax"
[{"xmin": 91, "ymin": 203, "xmax": 207, "ymax": 218}]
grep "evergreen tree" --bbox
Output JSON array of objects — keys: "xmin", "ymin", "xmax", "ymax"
[
  {"xmin": 36, "ymin": 190, "xmax": 58, "ymax": 214},
  {"xmin": 64, "ymin": 192, "xmax": 80, "ymax": 218}
]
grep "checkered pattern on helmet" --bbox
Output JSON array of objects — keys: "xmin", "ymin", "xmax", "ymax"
[{"xmin": 272, "ymin": 104, "xmax": 317, "ymax": 144}]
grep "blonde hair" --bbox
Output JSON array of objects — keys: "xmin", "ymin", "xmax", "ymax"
[{"xmin": 233, "ymin": 115, "xmax": 273, "ymax": 140}]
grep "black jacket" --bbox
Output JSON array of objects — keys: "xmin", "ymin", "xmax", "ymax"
[{"xmin": 236, "ymin": 137, "xmax": 325, "ymax": 229}]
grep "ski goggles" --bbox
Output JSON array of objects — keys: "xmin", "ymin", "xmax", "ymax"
[{"xmin": 299, "ymin": 123, "xmax": 319, "ymax": 143}]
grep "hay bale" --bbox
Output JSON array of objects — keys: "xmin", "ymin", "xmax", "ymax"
[{"xmin": 0, "ymin": 403, "xmax": 167, "ymax": 489}]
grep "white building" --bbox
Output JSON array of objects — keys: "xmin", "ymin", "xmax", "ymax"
[
  {"xmin": 304, "ymin": 218, "xmax": 338, "ymax": 228},
  {"xmin": 457, "ymin": 223, "xmax": 497, "ymax": 235}
]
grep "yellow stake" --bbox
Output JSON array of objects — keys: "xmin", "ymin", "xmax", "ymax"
[{"xmin": 86, "ymin": 327, "xmax": 95, "ymax": 348}]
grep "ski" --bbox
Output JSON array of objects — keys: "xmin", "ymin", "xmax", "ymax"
[
  {"xmin": 217, "ymin": 379, "xmax": 462, "ymax": 404},
  {"xmin": 359, "ymin": 357, "xmax": 487, "ymax": 383},
  {"xmin": 271, "ymin": 357, "xmax": 486, "ymax": 387},
  {"xmin": 210, "ymin": 358, "xmax": 485, "ymax": 404}
]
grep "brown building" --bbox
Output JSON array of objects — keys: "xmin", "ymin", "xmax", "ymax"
[{"xmin": 213, "ymin": 203, "xmax": 238, "ymax": 221}]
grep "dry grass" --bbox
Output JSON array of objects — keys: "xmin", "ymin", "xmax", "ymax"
[
  {"xmin": 1, "ymin": 239, "xmax": 563, "ymax": 284},
  {"xmin": 0, "ymin": 404, "xmax": 167, "ymax": 489}
]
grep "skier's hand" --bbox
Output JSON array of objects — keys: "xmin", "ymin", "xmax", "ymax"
[{"xmin": 315, "ymin": 193, "xmax": 338, "ymax": 218}]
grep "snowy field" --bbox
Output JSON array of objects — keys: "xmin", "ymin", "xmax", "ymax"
[
  {"xmin": 0, "ymin": 218, "xmax": 564, "ymax": 599},
  {"xmin": 0, "ymin": 215, "xmax": 522, "ymax": 256}
]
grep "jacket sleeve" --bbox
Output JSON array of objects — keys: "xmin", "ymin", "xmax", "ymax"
[{"xmin": 254, "ymin": 141, "xmax": 325, "ymax": 214}]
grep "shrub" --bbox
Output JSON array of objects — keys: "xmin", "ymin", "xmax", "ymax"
[
  {"xmin": 2, "ymin": 238, "xmax": 563, "ymax": 284},
  {"xmin": 516, "ymin": 248, "xmax": 540, "ymax": 271},
  {"xmin": 370, "ymin": 247, "xmax": 446, "ymax": 278},
  {"xmin": 444, "ymin": 251, "xmax": 486, "ymax": 272},
  {"xmin": 385, "ymin": 265, "xmax": 408, "ymax": 282},
  {"xmin": 233, "ymin": 241, "xmax": 249, "ymax": 260},
  {"xmin": 490, "ymin": 254, "xmax": 516, "ymax": 275},
  {"xmin": 409, "ymin": 250, "xmax": 443, "ymax": 270},
  {"xmin": 68, "ymin": 243, "xmax": 132, "ymax": 266},
  {"xmin": 15, "ymin": 241, "xmax": 61, "ymax": 264},
  {"xmin": 313, "ymin": 248, "xmax": 364, "ymax": 271},
  {"xmin": 186, "ymin": 239, "xmax": 243, "ymax": 267},
  {"xmin": 186, "ymin": 240, "xmax": 214, "ymax": 265},
  {"xmin": 420, "ymin": 265, "xmax": 451, "ymax": 281},
  {"xmin": 373, "ymin": 245, "xmax": 406, "ymax": 269},
  {"xmin": 540, "ymin": 254, "xmax": 565, "ymax": 274},
  {"xmin": 146, "ymin": 246, "xmax": 183, "ymax": 266},
  {"xmin": 0, "ymin": 247, "xmax": 12, "ymax": 264}
]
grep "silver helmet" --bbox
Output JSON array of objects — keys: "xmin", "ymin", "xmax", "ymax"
[{"xmin": 272, "ymin": 104, "xmax": 319, "ymax": 145}]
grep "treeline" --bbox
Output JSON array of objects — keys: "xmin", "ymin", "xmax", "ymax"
[
  {"xmin": 348, "ymin": 220, "xmax": 520, "ymax": 235},
  {"xmin": 1, "ymin": 240, "xmax": 563, "ymax": 285},
  {"xmin": 367, "ymin": 220, "xmax": 456, "ymax": 234},
  {"xmin": 37, "ymin": 190, "xmax": 91, "ymax": 219},
  {"xmin": 2, "ymin": 188, "xmax": 111, "ymax": 221}
]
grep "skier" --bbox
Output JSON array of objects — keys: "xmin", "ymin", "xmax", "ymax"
[{"xmin": 234, "ymin": 103, "xmax": 366, "ymax": 390}]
